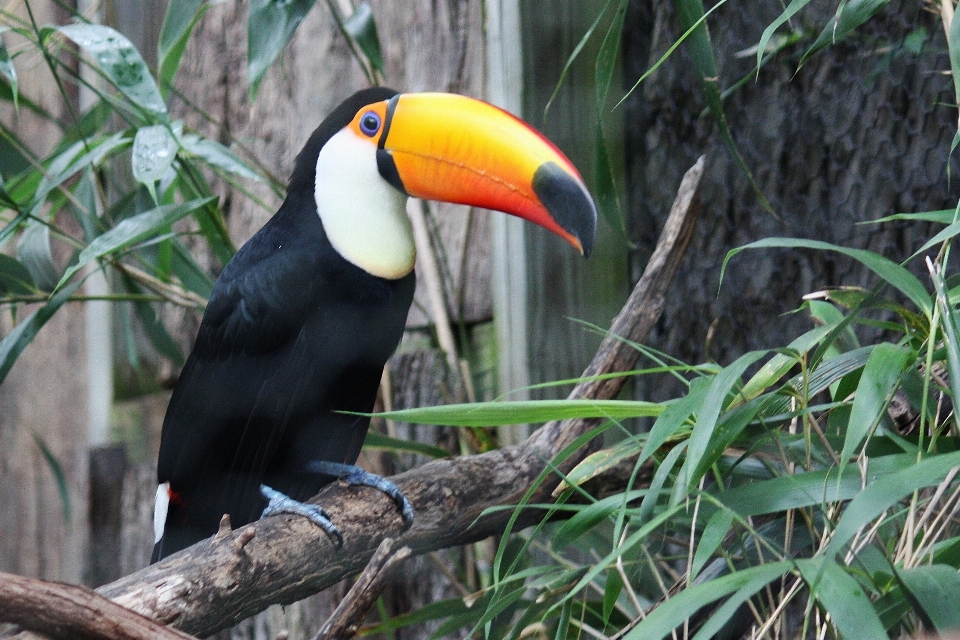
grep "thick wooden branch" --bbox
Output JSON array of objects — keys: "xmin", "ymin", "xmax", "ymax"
[
  {"xmin": 0, "ymin": 572, "xmax": 196, "ymax": 640},
  {"xmin": 4, "ymin": 157, "xmax": 704, "ymax": 640}
]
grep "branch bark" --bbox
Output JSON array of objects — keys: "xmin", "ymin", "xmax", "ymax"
[
  {"xmin": 3, "ymin": 157, "xmax": 704, "ymax": 640},
  {"xmin": 0, "ymin": 572, "xmax": 197, "ymax": 640}
]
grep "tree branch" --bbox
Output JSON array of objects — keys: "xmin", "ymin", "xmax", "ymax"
[
  {"xmin": 4, "ymin": 157, "xmax": 705, "ymax": 640},
  {"xmin": 0, "ymin": 572, "xmax": 197, "ymax": 640}
]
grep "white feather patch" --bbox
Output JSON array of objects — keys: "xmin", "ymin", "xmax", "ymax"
[
  {"xmin": 314, "ymin": 129, "xmax": 414, "ymax": 280},
  {"xmin": 154, "ymin": 482, "xmax": 170, "ymax": 543}
]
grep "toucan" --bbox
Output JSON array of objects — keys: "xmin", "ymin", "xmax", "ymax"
[{"xmin": 151, "ymin": 87, "xmax": 597, "ymax": 562}]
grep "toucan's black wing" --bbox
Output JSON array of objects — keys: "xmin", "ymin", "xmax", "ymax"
[{"xmin": 154, "ymin": 195, "xmax": 414, "ymax": 559}]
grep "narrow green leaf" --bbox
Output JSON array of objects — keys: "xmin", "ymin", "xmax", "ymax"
[
  {"xmin": 638, "ymin": 377, "xmax": 708, "ymax": 465},
  {"xmin": 561, "ymin": 436, "xmax": 645, "ymax": 490},
  {"xmin": 602, "ymin": 570, "xmax": 623, "ymax": 626},
  {"xmin": 373, "ymin": 398, "xmax": 663, "ymax": 427},
  {"xmin": 678, "ymin": 350, "xmax": 766, "ymax": 493},
  {"xmin": 897, "ymin": 565, "xmax": 960, "ymax": 630},
  {"xmin": 32, "ymin": 433, "xmax": 71, "ymax": 522},
  {"xmin": 247, "ymin": 0, "xmax": 317, "ymax": 100},
  {"xmin": 343, "ymin": 2, "xmax": 384, "ymax": 76},
  {"xmin": 691, "ymin": 509, "xmax": 734, "ymax": 579},
  {"xmin": 0, "ymin": 253, "xmax": 35, "ymax": 295},
  {"xmin": 932, "ymin": 265, "xmax": 960, "ymax": 414},
  {"xmin": 840, "ymin": 343, "xmax": 912, "ymax": 462},
  {"xmin": 553, "ymin": 489, "xmax": 647, "ymax": 548},
  {"xmin": 179, "ymin": 134, "xmax": 264, "ymax": 182},
  {"xmin": 157, "ymin": 0, "xmax": 208, "ymax": 96},
  {"xmin": 722, "ymin": 238, "xmax": 931, "ymax": 316},
  {"xmin": 623, "ymin": 562, "xmax": 794, "ymax": 640},
  {"xmin": 826, "ymin": 449, "xmax": 960, "ymax": 559},
  {"xmin": 132, "ymin": 124, "xmax": 177, "ymax": 187},
  {"xmin": 755, "ymin": 0, "xmax": 809, "ymax": 72},
  {"xmin": 0, "ymin": 27, "xmax": 18, "ymax": 110},
  {"xmin": 362, "ymin": 431, "xmax": 450, "ymax": 459},
  {"xmin": 543, "ymin": 0, "xmax": 613, "ymax": 121},
  {"xmin": 799, "ymin": 0, "xmax": 890, "ymax": 66},
  {"xmin": 911, "ymin": 219, "xmax": 960, "ymax": 259},
  {"xmin": 17, "ymin": 222, "xmax": 58, "ymax": 292},
  {"xmin": 58, "ymin": 24, "xmax": 167, "ymax": 117},
  {"xmin": 797, "ymin": 559, "xmax": 886, "ymax": 640},
  {"xmin": 874, "ymin": 209, "xmax": 957, "ymax": 225},
  {"xmin": 0, "ymin": 281, "xmax": 82, "ymax": 385},
  {"xmin": 131, "ymin": 299, "xmax": 184, "ymax": 367},
  {"xmin": 56, "ymin": 197, "xmax": 215, "ymax": 290}
]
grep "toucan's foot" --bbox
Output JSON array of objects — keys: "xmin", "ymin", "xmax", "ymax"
[
  {"xmin": 306, "ymin": 461, "xmax": 415, "ymax": 530},
  {"xmin": 259, "ymin": 484, "xmax": 343, "ymax": 547}
]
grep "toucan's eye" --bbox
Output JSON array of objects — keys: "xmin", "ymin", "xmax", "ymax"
[{"xmin": 359, "ymin": 111, "xmax": 381, "ymax": 137}]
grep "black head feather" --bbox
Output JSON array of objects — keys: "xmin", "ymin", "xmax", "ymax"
[{"xmin": 287, "ymin": 87, "xmax": 400, "ymax": 194}]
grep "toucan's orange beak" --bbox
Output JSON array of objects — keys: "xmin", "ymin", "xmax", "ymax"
[{"xmin": 376, "ymin": 93, "xmax": 597, "ymax": 257}]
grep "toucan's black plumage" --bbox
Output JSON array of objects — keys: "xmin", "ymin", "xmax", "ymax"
[{"xmin": 152, "ymin": 87, "xmax": 597, "ymax": 562}]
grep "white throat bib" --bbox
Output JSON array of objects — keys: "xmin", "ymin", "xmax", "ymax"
[{"xmin": 314, "ymin": 129, "xmax": 415, "ymax": 280}]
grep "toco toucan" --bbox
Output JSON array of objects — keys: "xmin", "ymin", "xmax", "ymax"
[{"xmin": 151, "ymin": 87, "xmax": 597, "ymax": 562}]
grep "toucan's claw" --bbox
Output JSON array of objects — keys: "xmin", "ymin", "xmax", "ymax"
[
  {"xmin": 306, "ymin": 461, "xmax": 415, "ymax": 531},
  {"xmin": 259, "ymin": 484, "xmax": 343, "ymax": 547}
]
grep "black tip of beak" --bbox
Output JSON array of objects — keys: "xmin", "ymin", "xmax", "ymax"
[{"xmin": 532, "ymin": 162, "xmax": 598, "ymax": 258}]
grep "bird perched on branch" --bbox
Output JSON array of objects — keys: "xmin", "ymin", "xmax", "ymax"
[{"xmin": 151, "ymin": 87, "xmax": 597, "ymax": 562}]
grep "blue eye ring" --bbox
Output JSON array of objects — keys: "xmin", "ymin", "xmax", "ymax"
[{"xmin": 359, "ymin": 111, "xmax": 381, "ymax": 137}]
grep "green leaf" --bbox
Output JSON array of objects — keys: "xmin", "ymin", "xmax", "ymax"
[
  {"xmin": 362, "ymin": 431, "xmax": 450, "ymax": 459},
  {"xmin": 722, "ymin": 237, "xmax": 931, "ymax": 316},
  {"xmin": 553, "ymin": 489, "xmax": 647, "ymax": 548},
  {"xmin": 691, "ymin": 509, "xmax": 734, "ymax": 579},
  {"xmin": 932, "ymin": 265, "xmax": 960, "ymax": 415},
  {"xmin": 840, "ymin": 343, "xmax": 912, "ymax": 463},
  {"xmin": 179, "ymin": 134, "xmax": 264, "ymax": 182},
  {"xmin": 874, "ymin": 209, "xmax": 957, "ymax": 225},
  {"xmin": 622, "ymin": 562, "xmax": 794, "ymax": 640},
  {"xmin": 799, "ymin": 0, "xmax": 891, "ymax": 66},
  {"xmin": 32, "ymin": 433, "xmax": 71, "ymax": 522},
  {"xmin": 0, "ymin": 27, "xmax": 18, "ymax": 110},
  {"xmin": 157, "ymin": 0, "xmax": 209, "ymax": 96},
  {"xmin": 0, "ymin": 253, "xmax": 36, "ymax": 295},
  {"xmin": 677, "ymin": 350, "xmax": 766, "ymax": 493},
  {"xmin": 0, "ymin": 281, "xmax": 82, "ymax": 385},
  {"xmin": 17, "ymin": 221, "xmax": 59, "ymax": 292},
  {"xmin": 755, "ymin": 0, "xmax": 809, "ymax": 72},
  {"xmin": 132, "ymin": 124, "xmax": 177, "ymax": 188},
  {"xmin": 343, "ymin": 2, "xmax": 384, "ymax": 77},
  {"xmin": 56, "ymin": 197, "xmax": 215, "ymax": 290},
  {"xmin": 58, "ymin": 24, "xmax": 167, "ymax": 118},
  {"xmin": 826, "ymin": 449, "xmax": 960, "ymax": 559},
  {"xmin": 797, "ymin": 559, "xmax": 887, "ymax": 640},
  {"xmin": 897, "ymin": 565, "xmax": 960, "ymax": 630},
  {"xmin": 373, "ymin": 398, "xmax": 664, "ymax": 427},
  {"xmin": 561, "ymin": 436, "xmax": 645, "ymax": 490},
  {"xmin": 247, "ymin": 0, "xmax": 317, "ymax": 100}
]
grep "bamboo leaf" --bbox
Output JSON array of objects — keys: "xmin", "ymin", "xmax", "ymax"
[
  {"xmin": 755, "ymin": 0, "xmax": 809, "ymax": 72},
  {"xmin": 799, "ymin": 0, "xmax": 891, "ymax": 66},
  {"xmin": 157, "ymin": 0, "xmax": 212, "ymax": 96},
  {"xmin": 343, "ymin": 2, "xmax": 384, "ymax": 77},
  {"xmin": 373, "ymin": 399, "xmax": 664, "ymax": 427},
  {"xmin": 797, "ymin": 558, "xmax": 887, "ymax": 639},
  {"xmin": 0, "ymin": 253, "xmax": 35, "ymax": 295},
  {"xmin": 897, "ymin": 565, "xmax": 960, "ymax": 630},
  {"xmin": 0, "ymin": 27, "xmax": 18, "ymax": 110},
  {"xmin": 56, "ymin": 197, "xmax": 215, "ymax": 291},
  {"xmin": 691, "ymin": 509, "xmax": 734, "ymax": 578},
  {"xmin": 179, "ymin": 134, "xmax": 264, "ymax": 182},
  {"xmin": 363, "ymin": 431, "xmax": 450, "ymax": 459},
  {"xmin": 840, "ymin": 342, "xmax": 912, "ymax": 463},
  {"xmin": 722, "ymin": 238, "xmax": 931, "ymax": 316},
  {"xmin": 32, "ymin": 433, "xmax": 71, "ymax": 522},
  {"xmin": 622, "ymin": 562, "xmax": 794, "ymax": 640},
  {"xmin": 247, "ymin": 0, "xmax": 317, "ymax": 100},
  {"xmin": 17, "ymin": 222, "xmax": 58, "ymax": 292},
  {"xmin": 132, "ymin": 124, "xmax": 177, "ymax": 188},
  {"xmin": 0, "ymin": 281, "xmax": 82, "ymax": 385},
  {"xmin": 58, "ymin": 24, "xmax": 167, "ymax": 118}
]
